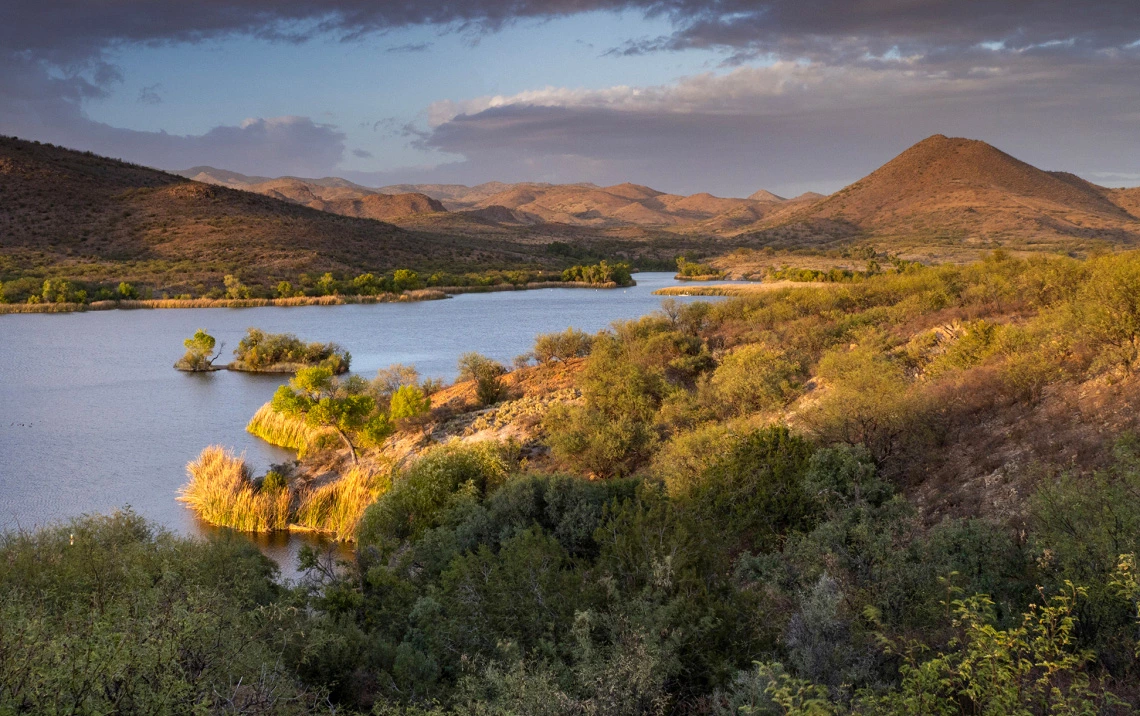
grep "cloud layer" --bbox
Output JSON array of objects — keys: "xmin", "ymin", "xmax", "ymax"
[{"xmin": 1, "ymin": 0, "xmax": 1138, "ymax": 189}]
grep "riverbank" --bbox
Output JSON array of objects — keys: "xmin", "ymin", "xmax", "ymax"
[
  {"xmin": 653, "ymin": 280, "xmax": 831, "ymax": 296},
  {"xmin": 1, "ymin": 281, "xmax": 629, "ymax": 314}
]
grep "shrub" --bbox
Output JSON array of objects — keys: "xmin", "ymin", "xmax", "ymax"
[
  {"xmin": 357, "ymin": 441, "xmax": 512, "ymax": 549},
  {"xmin": 232, "ymin": 328, "xmax": 350, "ymax": 373},
  {"xmin": 710, "ymin": 344, "xmax": 800, "ymax": 415},
  {"xmin": 458, "ymin": 352, "xmax": 507, "ymax": 406},
  {"xmin": 174, "ymin": 328, "xmax": 220, "ymax": 371},
  {"xmin": 390, "ymin": 384, "xmax": 431, "ymax": 420},
  {"xmin": 534, "ymin": 327, "xmax": 594, "ymax": 363}
]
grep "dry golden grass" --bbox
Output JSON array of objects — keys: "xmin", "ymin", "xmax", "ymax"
[
  {"xmin": 0, "ymin": 292, "xmax": 449, "ymax": 314},
  {"xmin": 653, "ymin": 281, "xmax": 831, "ymax": 296},
  {"xmin": 246, "ymin": 403, "xmax": 331, "ymax": 456},
  {"xmin": 179, "ymin": 446, "xmax": 292, "ymax": 532},
  {"xmin": 294, "ymin": 465, "xmax": 392, "ymax": 541}
]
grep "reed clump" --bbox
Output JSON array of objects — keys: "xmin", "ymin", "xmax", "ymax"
[
  {"xmin": 294, "ymin": 465, "xmax": 392, "ymax": 541},
  {"xmin": 246, "ymin": 402, "xmax": 332, "ymax": 456},
  {"xmin": 179, "ymin": 446, "xmax": 292, "ymax": 532}
]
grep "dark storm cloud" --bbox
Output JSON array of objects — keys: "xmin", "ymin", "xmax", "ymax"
[{"xmin": 1, "ymin": 0, "xmax": 1137, "ymax": 185}]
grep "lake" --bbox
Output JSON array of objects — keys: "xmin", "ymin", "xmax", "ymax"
[{"xmin": 0, "ymin": 272, "xmax": 723, "ymax": 576}]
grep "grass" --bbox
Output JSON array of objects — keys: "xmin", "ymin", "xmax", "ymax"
[
  {"xmin": 246, "ymin": 402, "xmax": 331, "ymax": 456},
  {"xmin": 294, "ymin": 465, "xmax": 392, "ymax": 541},
  {"xmin": 180, "ymin": 444, "xmax": 390, "ymax": 538},
  {"xmin": 653, "ymin": 280, "xmax": 832, "ymax": 296},
  {"xmin": 178, "ymin": 446, "xmax": 292, "ymax": 532},
  {"xmin": 0, "ymin": 292, "xmax": 448, "ymax": 315}
]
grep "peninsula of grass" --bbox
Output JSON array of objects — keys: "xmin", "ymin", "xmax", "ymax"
[
  {"xmin": 180, "ymin": 445, "xmax": 389, "ymax": 539},
  {"xmin": 228, "ymin": 328, "xmax": 350, "ymax": 374},
  {"xmin": 245, "ymin": 402, "xmax": 334, "ymax": 456}
]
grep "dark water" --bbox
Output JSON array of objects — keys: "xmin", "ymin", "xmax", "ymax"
[{"xmin": 0, "ymin": 273, "xmax": 722, "ymax": 578}]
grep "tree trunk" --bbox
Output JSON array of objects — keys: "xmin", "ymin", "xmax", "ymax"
[{"xmin": 336, "ymin": 429, "xmax": 358, "ymax": 464}]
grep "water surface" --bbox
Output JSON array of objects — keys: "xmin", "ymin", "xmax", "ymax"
[{"xmin": 0, "ymin": 273, "xmax": 722, "ymax": 576}]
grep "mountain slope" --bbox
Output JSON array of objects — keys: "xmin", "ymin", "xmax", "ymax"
[
  {"xmin": 0, "ymin": 137, "xmax": 539, "ymax": 292},
  {"xmin": 748, "ymin": 135, "xmax": 1140, "ymax": 247}
]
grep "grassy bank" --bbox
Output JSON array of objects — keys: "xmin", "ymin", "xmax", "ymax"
[
  {"xmin": 246, "ymin": 402, "xmax": 333, "ymax": 455},
  {"xmin": 0, "ymin": 290, "xmax": 447, "ymax": 315},
  {"xmin": 180, "ymin": 445, "xmax": 389, "ymax": 538},
  {"xmin": 653, "ymin": 280, "xmax": 831, "ymax": 296}
]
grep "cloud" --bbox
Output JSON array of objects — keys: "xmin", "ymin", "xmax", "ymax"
[
  {"xmin": 393, "ymin": 56, "xmax": 1140, "ymax": 196},
  {"xmin": 137, "ymin": 83, "xmax": 162, "ymax": 105},
  {"xmin": 1, "ymin": 0, "xmax": 1138, "ymax": 186},
  {"xmin": 352, "ymin": 148, "xmax": 373, "ymax": 158},
  {"xmin": 387, "ymin": 42, "xmax": 432, "ymax": 53}
]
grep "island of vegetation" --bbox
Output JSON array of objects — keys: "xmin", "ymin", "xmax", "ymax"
[
  {"xmin": 175, "ymin": 328, "xmax": 350, "ymax": 373},
  {"xmin": 16, "ymin": 250, "xmax": 1140, "ymax": 713}
]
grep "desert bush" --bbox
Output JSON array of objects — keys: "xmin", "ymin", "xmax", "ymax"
[
  {"xmin": 534, "ymin": 327, "xmax": 594, "ymax": 363},
  {"xmin": 232, "ymin": 328, "xmax": 349, "ymax": 373},
  {"xmin": 458, "ymin": 352, "xmax": 508, "ymax": 406},
  {"xmin": 357, "ymin": 441, "xmax": 512, "ymax": 550},
  {"xmin": 803, "ymin": 343, "xmax": 924, "ymax": 466},
  {"xmin": 710, "ymin": 343, "xmax": 801, "ymax": 415}
]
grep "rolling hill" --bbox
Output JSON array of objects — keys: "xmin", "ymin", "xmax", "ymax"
[
  {"xmin": 0, "ymin": 136, "xmax": 547, "ymax": 293},
  {"xmin": 740, "ymin": 135, "xmax": 1140, "ymax": 249}
]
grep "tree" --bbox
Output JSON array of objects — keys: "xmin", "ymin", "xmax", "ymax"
[
  {"xmin": 1075, "ymin": 253, "xmax": 1140, "ymax": 373},
  {"xmin": 458, "ymin": 352, "xmax": 507, "ymax": 406},
  {"xmin": 223, "ymin": 274, "xmax": 251, "ymax": 299},
  {"xmin": 271, "ymin": 366, "xmax": 383, "ymax": 464},
  {"xmin": 392, "ymin": 269, "xmax": 422, "ymax": 292},
  {"xmin": 390, "ymin": 384, "xmax": 431, "ymax": 420},
  {"xmin": 116, "ymin": 282, "xmax": 138, "ymax": 299},
  {"xmin": 175, "ymin": 329, "xmax": 223, "ymax": 371}
]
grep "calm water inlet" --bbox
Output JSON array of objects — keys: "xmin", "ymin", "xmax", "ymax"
[{"xmin": 0, "ymin": 273, "xmax": 722, "ymax": 574}]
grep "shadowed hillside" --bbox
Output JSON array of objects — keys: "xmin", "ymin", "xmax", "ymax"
[{"xmin": 0, "ymin": 136, "xmax": 546, "ymax": 293}]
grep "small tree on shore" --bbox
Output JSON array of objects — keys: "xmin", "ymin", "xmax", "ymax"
[
  {"xmin": 271, "ymin": 366, "xmax": 386, "ymax": 464},
  {"xmin": 458, "ymin": 352, "xmax": 507, "ymax": 406},
  {"xmin": 175, "ymin": 329, "xmax": 223, "ymax": 371}
]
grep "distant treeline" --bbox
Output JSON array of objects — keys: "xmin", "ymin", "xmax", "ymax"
[{"xmin": 0, "ymin": 262, "xmax": 632, "ymax": 307}]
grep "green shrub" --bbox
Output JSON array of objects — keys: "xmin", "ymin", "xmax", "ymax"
[
  {"xmin": 533, "ymin": 327, "xmax": 594, "ymax": 363},
  {"xmin": 458, "ymin": 352, "xmax": 507, "ymax": 406}
]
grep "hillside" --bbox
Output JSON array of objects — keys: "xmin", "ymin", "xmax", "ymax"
[
  {"xmin": 0, "ymin": 137, "xmax": 545, "ymax": 294},
  {"xmin": 742, "ymin": 135, "xmax": 1140, "ymax": 249},
  {"xmin": 181, "ymin": 170, "xmax": 448, "ymax": 221}
]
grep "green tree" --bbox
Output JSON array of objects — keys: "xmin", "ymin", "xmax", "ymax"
[
  {"xmin": 390, "ymin": 384, "xmax": 431, "ymax": 420},
  {"xmin": 116, "ymin": 281, "xmax": 138, "ymax": 299},
  {"xmin": 271, "ymin": 366, "xmax": 383, "ymax": 464},
  {"xmin": 392, "ymin": 269, "xmax": 422, "ymax": 292},
  {"xmin": 223, "ymin": 274, "xmax": 251, "ymax": 299},
  {"xmin": 276, "ymin": 280, "xmax": 295, "ymax": 298},
  {"xmin": 175, "ymin": 329, "xmax": 222, "ymax": 371}
]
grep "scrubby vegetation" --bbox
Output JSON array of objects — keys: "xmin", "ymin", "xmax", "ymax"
[
  {"xmin": 675, "ymin": 256, "xmax": 724, "ymax": 279},
  {"xmin": 231, "ymin": 328, "xmax": 351, "ymax": 373},
  {"xmin": 560, "ymin": 260, "xmax": 634, "ymax": 286},
  {"xmin": 174, "ymin": 328, "xmax": 222, "ymax": 371},
  {"xmin": 25, "ymin": 250, "xmax": 1140, "ymax": 712}
]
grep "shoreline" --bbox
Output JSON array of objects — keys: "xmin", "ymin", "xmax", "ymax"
[
  {"xmin": 653, "ymin": 280, "xmax": 832, "ymax": 296},
  {"xmin": 0, "ymin": 281, "xmax": 630, "ymax": 315}
]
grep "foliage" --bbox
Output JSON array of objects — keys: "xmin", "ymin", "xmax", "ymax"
[
  {"xmin": 271, "ymin": 366, "xmax": 382, "ymax": 463},
  {"xmin": 561, "ymin": 260, "xmax": 634, "ymax": 286},
  {"xmin": 458, "ymin": 352, "xmax": 508, "ymax": 406},
  {"xmin": 710, "ymin": 343, "xmax": 801, "ymax": 415},
  {"xmin": 233, "ymin": 328, "xmax": 350, "ymax": 373},
  {"xmin": 390, "ymin": 384, "xmax": 431, "ymax": 421},
  {"xmin": 179, "ymin": 446, "xmax": 292, "ymax": 531},
  {"xmin": 533, "ymin": 327, "xmax": 595, "ymax": 363},
  {"xmin": 175, "ymin": 328, "xmax": 221, "ymax": 371},
  {"xmin": 676, "ymin": 256, "xmax": 722, "ymax": 278}
]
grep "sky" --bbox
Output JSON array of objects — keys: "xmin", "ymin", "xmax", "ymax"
[{"xmin": 2, "ymin": 1, "xmax": 1138, "ymax": 197}]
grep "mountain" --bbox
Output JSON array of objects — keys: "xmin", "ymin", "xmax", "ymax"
[
  {"xmin": 179, "ymin": 169, "xmax": 447, "ymax": 221},
  {"xmin": 748, "ymin": 189, "xmax": 786, "ymax": 202},
  {"xmin": 0, "ymin": 137, "xmax": 544, "ymax": 292},
  {"xmin": 745, "ymin": 135, "xmax": 1140, "ymax": 247}
]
